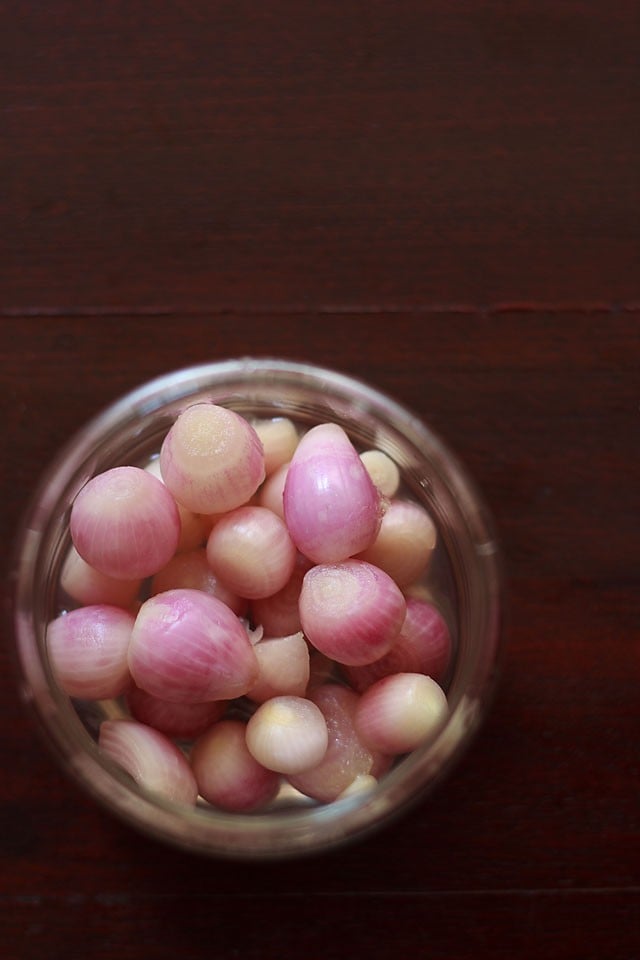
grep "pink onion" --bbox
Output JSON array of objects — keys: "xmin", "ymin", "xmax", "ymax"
[
  {"xmin": 354, "ymin": 672, "xmax": 448, "ymax": 755},
  {"xmin": 250, "ymin": 552, "xmax": 312, "ymax": 637},
  {"xmin": 287, "ymin": 684, "xmax": 385, "ymax": 803},
  {"xmin": 206, "ymin": 505, "xmax": 296, "ymax": 600},
  {"xmin": 60, "ymin": 546, "xmax": 142, "ymax": 609},
  {"xmin": 299, "ymin": 560, "xmax": 406, "ymax": 666},
  {"xmin": 126, "ymin": 684, "xmax": 227, "ymax": 739},
  {"xmin": 99, "ymin": 719, "xmax": 198, "ymax": 805},
  {"xmin": 345, "ymin": 597, "xmax": 452, "ymax": 692},
  {"xmin": 151, "ymin": 547, "xmax": 246, "ymax": 616},
  {"xmin": 47, "ymin": 605, "xmax": 134, "ymax": 699},
  {"xmin": 70, "ymin": 466, "xmax": 180, "ymax": 580},
  {"xmin": 283, "ymin": 423, "xmax": 382, "ymax": 563},
  {"xmin": 128, "ymin": 588, "xmax": 258, "ymax": 703},
  {"xmin": 159, "ymin": 402, "xmax": 265, "ymax": 514},
  {"xmin": 191, "ymin": 720, "xmax": 280, "ymax": 812}
]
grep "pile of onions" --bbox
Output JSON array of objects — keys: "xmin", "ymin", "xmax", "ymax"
[{"xmin": 48, "ymin": 405, "xmax": 452, "ymax": 812}]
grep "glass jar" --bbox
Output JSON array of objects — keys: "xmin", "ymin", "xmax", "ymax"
[{"xmin": 9, "ymin": 358, "xmax": 503, "ymax": 859}]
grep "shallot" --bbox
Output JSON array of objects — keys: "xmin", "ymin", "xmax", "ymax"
[
  {"xmin": 299, "ymin": 559, "xmax": 406, "ymax": 665},
  {"xmin": 357, "ymin": 498, "xmax": 437, "ymax": 588},
  {"xmin": 99, "ymin": 718, "xmax": 198, "ymax": 806},
  {"xmin": 191, "ymin": 720, "xmax": 280, "ymax": 812},
  {"xmin": 245, "ymin": 696, "xmax": 329, "ymax": 774},
  {"xmin": 159, "ymin": 402, "xmax": 264, "ymax": 514},
  {"xmin": 47, "ymin": 604, "xmax": 134, "ymax": 700},
  {"xmin": 345, "ymin": 597, "xmax": 452, "ymax": 692},
  {"xmin": 206, "ymin": 505, "xmax": 296, "ymax": 599},
  {"xmin": 283, "ymin": 423, "xmax": 382, "ymax": 563},
  {"xmin": 355, "ymin": 672, "xmax": 448, "ymax": 755},
  {"xmin": 287, "ymin": 684, "xmax": 386, "ymax": 803},
  {"xmin": 128, "ymin": 588, "xmax": 258, "ymax": 703},
  {"xmin": 70, "ymin": 466, "xmax": 180, "ymax": 580}
]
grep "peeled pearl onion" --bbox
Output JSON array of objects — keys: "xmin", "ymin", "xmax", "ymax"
[
  {"xmin": 246, "ymin": 696, "xmax": 329, "ymax": 774},
  {"xmin": 47, "ymin": 605, "xmax": 134, "ymax": 699},
  {"xmin": 356, "ymin": 499, "xmax": 437, "ymax": 588},
  {"xmin": 191, "ymin": 720, "xmax": 280, "ymax": 812},
  {"xmin": 283, "ymin": 423, "xmax": 382, "ymax": 563},
  {"xmin": 128, "ymin": 589, "xmax": 258, "ymax": 703},
  {"xmin": 159, "ymin": 403, "xmax": 265, "ymax": 514},
  {"xmin": 246, "ymin": 632, "xmax": 310, "ymax": 704},
  {"xmin": 206, "ymin": 506, "xmax": 296, "ymax": 600},
  {"xmin": 355, "ymin": 673, "xmax": 448, "ymax": 755},
  {"xmin": 252, "ymin": 417, "xmax": 299, "ymax": 475},
  {"xmin": 299, "ymin": 560, "xmax": 406, "ymax": 666},
  {"xmin": 99, "ymin": 719, "xmax": 198, "ymax": 806},
  {"xmin": 60, "ymin": 546, "xmax": 142, "ymax": 609},
  {"xmin": 70, "ymin": 466, "xmax": 180, "ymax": 580},
  {"xmin": 287, "ymin": 684, "xmax": 384, "ymax": 803},
  {"xmin": 360, "ymin": 449, "xmax": 400, "ymax": 498}
]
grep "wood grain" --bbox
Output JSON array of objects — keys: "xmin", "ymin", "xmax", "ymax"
[
  {"xmin": 1, "ymin": 1, "xmax": 639, "ymax": 957},
  {"xmin": 2, "ymin": 2, "xmax": 639, "ymax": 310}
]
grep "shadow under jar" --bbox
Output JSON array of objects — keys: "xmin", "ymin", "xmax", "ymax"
[{"xmin": 10, "ymin": 358, "xmax": 504, "ymax": 859}]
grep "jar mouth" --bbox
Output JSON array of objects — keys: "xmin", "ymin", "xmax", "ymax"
[{"xmin": 9, "ymin": 357, "xmax": 505, "ymax": 859}]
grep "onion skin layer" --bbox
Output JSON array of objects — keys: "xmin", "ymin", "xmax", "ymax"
[
  {"xmin": 345, "ymin": 597, "xmax": 452, "ymax": 692},
  {"xmin": 191, "ymin": 720, "xmax": 280, "ymax": 812}
]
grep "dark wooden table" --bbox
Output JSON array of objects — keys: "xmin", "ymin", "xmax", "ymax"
[{"xmin": 1, "ymin": 3, "xmax": 638, "ymax": 958}]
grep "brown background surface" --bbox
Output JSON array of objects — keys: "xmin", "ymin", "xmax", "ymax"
[{"xmin": 1, "ymin": 3, "xmax": 638, "ymax": 958}]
